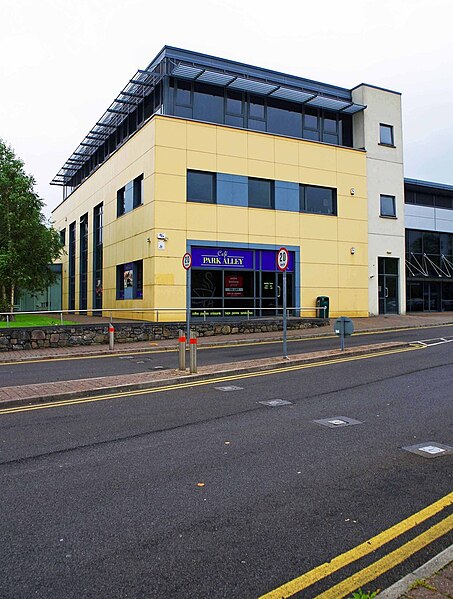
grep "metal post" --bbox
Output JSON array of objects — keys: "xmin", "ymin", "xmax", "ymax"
[
  {"xmin": 282, "ymin": 269, "xmax": 288, "ymax": 358},
  {"xmin": 6, "ymin": 314, "xmax": 9, "ymax": 328},
  {"xmin": 60, "ymin": 311, "xmax": 64, "ymax": 325},
  {"xmin": 178, "ymin": 329, "xmax": 186, "ymax": 370},
  {"xmin": 186, "ymin": 268, "xmax": 191, "ymax": 349},
  {"xmin": 340, "ymin": 321, "xmax": 345, "ymax": 351},
  {"xmin": 109, "ymin": 324, "xmax": 115, "ymax": 351},
  {"xmin": 189, "ymin": 331, "xmax": 197, "ymax": 373}
]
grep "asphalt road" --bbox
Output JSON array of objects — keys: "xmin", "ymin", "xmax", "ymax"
[
  {"xmin": 0, "ymin": 341, "xmax": 452, "ymax": 598},
  {"xmin": 1, "ymin": 324, "xmax": 453, "ymax": 387}
]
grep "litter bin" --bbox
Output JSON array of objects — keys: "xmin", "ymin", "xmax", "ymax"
[{"xmin": 316, "ymin": 296, "xmax": 329, "ymax": 318}]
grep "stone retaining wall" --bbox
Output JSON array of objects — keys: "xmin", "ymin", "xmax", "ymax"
[{"xmin": 0, "ymin": 318, "xmax": 328, "ymax": 351}]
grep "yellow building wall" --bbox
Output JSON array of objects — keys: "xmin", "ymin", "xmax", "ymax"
[
  {"xmin": 152, "ymin": 116, "xmax": 368, "ymax": 319},
  {"xmin": 53, "ymin": 114, "xmax": 368, "ymax": 320}
]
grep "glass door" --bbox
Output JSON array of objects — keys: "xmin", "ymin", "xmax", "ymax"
[{"xmin": 378, "ymin": 258, "xmax": 399, "ymax": 314}]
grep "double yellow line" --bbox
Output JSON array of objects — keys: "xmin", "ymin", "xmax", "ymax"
[
  {"xmin": 259, "ymin": 491, "xmax": 453, "ymax": 598},
  {"xmin": 0, "ymin": 346, "xmax": 420, "ymax": 416}
]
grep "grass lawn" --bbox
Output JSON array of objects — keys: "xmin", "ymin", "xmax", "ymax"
[{"xmin": 0, "ymin": 314, "xmax": 77, "ymax": 328}]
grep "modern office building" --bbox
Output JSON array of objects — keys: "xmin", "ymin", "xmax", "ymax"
[
  {"xmin": 404, "ymin": 179, "xmax": 453, "ymax": 312},
  {"xmin": 51, "ymin": 47, "xmax": 426, "ymax": 320}
]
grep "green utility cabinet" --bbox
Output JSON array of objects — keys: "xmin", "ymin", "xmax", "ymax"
[{"xmin": 316, "ymin": 296, "xmax": 330, "ymax": 318}]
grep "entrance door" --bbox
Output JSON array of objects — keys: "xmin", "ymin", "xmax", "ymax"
[
  {"xmin": 423, "ymin": 282, "xmax": 441, "ymax": 312},
  {"xmin": 261, "ymin": 272, "xmax": 277, "ymax": 316},
  {"xmin": 378, "ymin": 258, "xmax": 399, "ymax": 314}
]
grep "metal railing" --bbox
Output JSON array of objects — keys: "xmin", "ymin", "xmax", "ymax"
[{"xmin": 0, "ymin": 305, "xmax": 327, "ymax": 328}]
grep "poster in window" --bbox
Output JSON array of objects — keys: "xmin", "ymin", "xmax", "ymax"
[
  {"xmin": 225, "ymin": 274, "xmax": 244, "ymax": 297},
  {"xmin": 124, "ymin": 266, "xmax": 134, "ymax": 288}
]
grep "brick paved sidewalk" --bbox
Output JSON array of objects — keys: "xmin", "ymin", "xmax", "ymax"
[
  {"xmin": 401, "ymin": 561, "xmax": 453, "ymax": 598},
  {"xmin": 0, "ymin": 313, "xmax": 452, "ymax": 363}
]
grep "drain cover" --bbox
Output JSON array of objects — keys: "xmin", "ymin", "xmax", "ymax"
[
  {"xmin": 215, "ymin": 385, "xmax": 244, "ymax": 392},
  {"xmin": 259, "ymin": 399, "xmax": 292, "ymax": 407},
  {"xmin": 314, "ymin": 417, "xmax": 362, "ymax": 428},
  {"xmin": 402, "ymin": 442, "xmax": 453, "ymax": 458}
]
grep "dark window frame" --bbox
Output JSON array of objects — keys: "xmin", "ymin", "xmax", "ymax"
[
  {"xmin": 300, "ymin": 184, "xmax": 337, "ymax": 216},
  {"xmin": 117, "ymin": 174, "xmax": 144, "ymax": 217},
  {"xmin": 187, "ymin": 170, "xmax": 217, "ymax": 204},
  {"xmin": 116, "ymin": 260, "xmax": 143, "ymax": 300},
  {"xmin": 379, "ymin": 123, "xmax": 395, "ymax": 147},
  {"xmin": 248, "ymin": 177, "xmax": 275, "ymax": 210},
  {"xmin": 380, "ymin": 194, "xmax": 397, "ymax": 218}
]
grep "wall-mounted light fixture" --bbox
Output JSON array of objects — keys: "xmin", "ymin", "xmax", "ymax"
[
  {"xmin": 350, "ymin": 188, "xmax": 355, "ymax": 195},
  {"xmin": 350, "ymin": 247, "xmax": 356, "ymax": 255}
]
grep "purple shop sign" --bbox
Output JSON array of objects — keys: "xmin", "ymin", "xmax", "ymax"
[
  {"xmin": 192, "ymin": 247, "xmax": 254, "ymax": 269},
  {"xmin": 261, "ymin": 250, "xmax": 294, "ymax": 272}
]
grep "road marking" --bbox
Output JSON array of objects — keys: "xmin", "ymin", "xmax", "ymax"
[
  {"xmin": 258, "ymin": 491, "xmax": 453, "ymax": 599},
  {"xmin": 315, "ymin": 514, "xmax": 453, "ymax": 599},
  {"xmin": 0, "ymin": 323, "xmax": 449, "ymax": 366},
  {"xmin": 0, "ymin": 346, "xmax": 421, "ymax": 416}
]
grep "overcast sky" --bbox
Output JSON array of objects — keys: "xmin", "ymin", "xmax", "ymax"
[{"xmin": 1, "ymin": 0, "xmax": 452, "ymax": 218}]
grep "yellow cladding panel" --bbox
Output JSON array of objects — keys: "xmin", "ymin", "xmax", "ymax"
[
  {"xmin": 217, "ymin": 127, "xmax": 248, "ymax": 158},
  {"xmin": 248, "ymin": 209, "xmax": 276, "ymax": 237},
  {"xmin": 216, "ymin": 155, "xmax": 248, "ymax": 175},
  {"xmin": 187, "ymin": 150, "xmax": 217, "ymax": 172},
  {"xmin": 338, "ymin": 195, "xmax": 367, "ymax": 221},
  {"xmin": 302, "ymin": 263, "xmax": 339, "ymax": 287},
  {"xmin": 337, "ymin": 148, "xmax": 367, "ymax": 176},
  {"xmin": 300, "ymin": 239, "xmax": 339, "ymax": 264},
  {"xmin": 248, "ymin": 133, "xmax": 275, "ymax": 162},
  {"xmin": 155, "ymin": 146, "xmax": 186, "ymax": 176},
  {"xmin": 300, "ymin": 215, "xmax": 338, "ymax": 240},
  {"xmin": 276, "ymin": 211, "xmax": 300, "ymax": 239},
  {"xmin": 154, "ymin": 200, "xmax": 187, "ymax": 230},
  {"xmin": 155, "ymin": 118, "xmax": 187, "ymax": 149},
  {"xmin": 217, "ymin": 206, "xmax": 249, "ymax": 235},
  {"xmin": 337, "ymin": 288, "xmax": 368, "ymax": 314},
  {"xmin": 187, "ymin": 122, "xmax": 217, "ymax": 154},
  {"xmin": 338, "ymin": 218, "xmax": 368, "ymax": 243},
  {"xmin": 301, "ymin": 288, "xmax": 339, "ymax": 310},
  {"xmin": 338, "ymin": 265, "xmax": 368, "ymax": 289},
  {"xmin": 299, "ymin": 142, "xmax": 337, "ymax": 171},
  {"xmin": 338, "ymin": 242, "xmax": 368, "ymax": 265},
  {"xmin": 299, "ymin": 167, "xmax": 337, "ymax": 188},
  {"xmin": 154, "ymin": 173, "xmax": 185, "ymax": 203},
  {"xmin": 248, "ymin": 159, "xmax": 275, "ymax": 179},
  {"xmin": 275, "ymin": 138, "xmax": 299, "ymax": 166},
  {"xmin": 337, "ymin": 173, "xmax": 367, "ymax": 199},
  {"xmin": 274, "ymin": 163, "xmax": 299, "ymax": 182},
  {"xmin": 187, "ymin": 203, "xmax": 217, "ymax": 232}
]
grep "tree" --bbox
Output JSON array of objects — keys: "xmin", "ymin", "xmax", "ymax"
[{"xmin": 0, "ymin": 139, "xmax": 63, "ymax": 316}]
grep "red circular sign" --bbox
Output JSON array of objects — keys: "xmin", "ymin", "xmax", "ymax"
[
  {"xmin": 182, "ymin": 252, "xmax": 192, "ymax": 270},
  {"xmin": 277, "ymin": 247, "xmax": 289, "ymax": 271}
]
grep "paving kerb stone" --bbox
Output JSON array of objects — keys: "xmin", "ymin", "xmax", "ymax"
[
  {"xmin": 0, "ymin": 317, "xmax": 451, "ymax": 363},
  {"xmin": 0, "ymin": 341, "xmax": 412, "ymax": 409}
]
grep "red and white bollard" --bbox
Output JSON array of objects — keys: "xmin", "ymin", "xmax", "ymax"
[
  {"xmin": 109, "ymin": 324, "xmax": 115, "ymax": 351},
  {"xmin": 189, "ymin": 331, "xmax": 197, "ymax": 373},
  {"xmin": 178, "ymin": 329, "xmax": 186, "ymax": 370}
]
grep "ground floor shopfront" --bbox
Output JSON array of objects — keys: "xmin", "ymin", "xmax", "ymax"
[
  {"xmin": 406, "ymin": 280, "xmax": 453, "ymax": 312},
  {"xmin": 188, "ymin": 245, "xmax": 297, "ymax": 318}
]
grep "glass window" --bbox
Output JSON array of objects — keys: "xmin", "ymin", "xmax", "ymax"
[
  {"xmin": 226, "ymin": 91, "xmax": 243, "ymax": 115},
  {"xmin": 187, "ymin": 170, "xmax": 216, "ymax": 203},
  {"xmin": 225, "ymin": 114, "xmax": 244, "ymax": 128},
  {"xmin": 380, "ymin": 194, "xmax": 396, "ymax": 217},
  {"xmin": 304, "ymin": 109, "xmax": 318, "ymax": 131},
  {"xmin": 416, "ymin": 192, "xmax": 434, "ymax": 206},
  {"xmin": 248, "ymin": 178, "xmax": 274, "ymax": 209},
  {"xmin": 59, "ymin": 229, "xmax": 66, "ymax": 246},
  {"xmin": 193, "ymin": 83, "xmax": 224, "ymax": 124},
  {"xmin": 117, "ymin": 174, "xmax": 144, "ymax": 216},
  {"xmin": 440, "ymin": 233, "xmax": 452, "ymax": 256},
  {"xmin": 116, "ymin": 260, "xmax": 143, "ymax": 300},
  {"xmin": 405, "ymin": 190, "xmax": 416, "ymax": 204},
  {"xmin": 323, "ymin": 113, "xmax": 337, "ymax": 134},
  {"xmin": 379, "ymin": 123, "xmax": 394, "ymax": 146},
  {"xmin": 301, "ymin": 185, "xmax": 336, "ymax": 215},
  {"xmin": 267, "ymin": 98, "xmax": 302, "ymax": 138},
  {"xmin": 175, "ymin": 81, "xmax": 192, "ymax": 107},
  {"xmin": 248, "ymin": 118, "xmax": 266, "ymax": 132},
  {"xmin": 423, "ymin": 232, "xmax": 440, "ymax": 255},
  {"xmin": 407, "ymin": 230, "xmax": 422, "ymax": 254},
  {"xmin": 249, "ymin": 96, "xmax": 265, "ymax": 120},
  {"xmin": 434, "ymin": 195, "xmax": 453, "ymax": 209}
]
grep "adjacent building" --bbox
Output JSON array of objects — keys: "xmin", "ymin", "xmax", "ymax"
[{"xmin": 51, "ymin": 46, "xmax": 452, "ymax": 320}]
